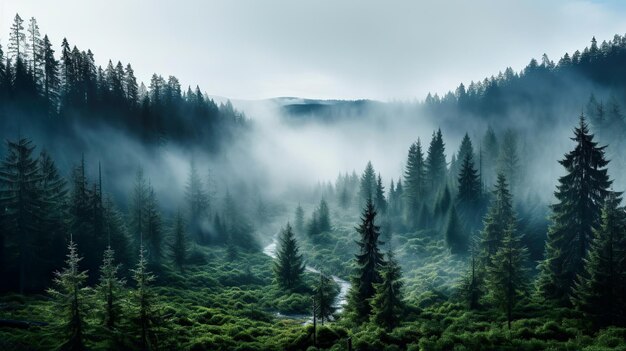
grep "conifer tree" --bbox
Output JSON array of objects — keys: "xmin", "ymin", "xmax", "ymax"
[
  {"xmin": 103, "ymin": 197, "xmax": 131, "ymax": 268},
  {"xmin": 479, "ymin": 173, "xmax": 515, "ymax": 265},
  {"xmin": 0, "ymin": 138, "xmax": 42, "ymax": 293},
  {"xmin": 370, "ymin": 250, "xmax": 404, "ymax": 330},
  {"xmin": 482, "ymin": 126, "xmax": 499, "ymax": 187},
  {"xmin": 537, "ymin": 116, "xmax": 613, "ymax": 303},
  {"xmin": 8, "ymin": 14, "xmax": 27, "ymax": 62},
  {"xmin": 457, "ymin": 151, "xmax": 482, "ymax": 232},
  {"xmin": 26, "ymin": 17, "xmax": 43, "ymax": 86},
  {"xmin": 42, "ymin": 35, "xmax": 60, "ymax": 114},
  {"xmin": 129, "ymin": 168, "xmax": 148, "ymax": 255},
  {"xmin": 485, "ymin": 223, "xmax": 529, "ymax": 330},
  {"xmin": 223, "ymin": 191, "xmax": 256, "ymax": 250},
  {"xmin": 169, "ymin": 210, "xmax": 189, "ymax": 272},
  {"xmin": 359, "ymin": 161, "xmax": 377, "ymax": 208},
  {"xmin": 97, "ymin": 246, "xmax": 125, "ymax": 330},
  {"xmin": 404, "ymin": 140, "xmax": 426, "ymax": 226},
  {"xmin": 425, "ymin": 129, "xmax": 447, "ymax": 196},
  {"xmin": 294, "ymin": 203, "xmax": 305, "ymax": 234},
  {"xmin": 347, "ymin": 198, "xmax": 385, "ymax": 324},
  {"xmin": 451, "ymin": 133, "xmax": 474, "ymax": 181},
  {"xmin": 375, "ymin": 174, "xmax": 387, "ymax": 214},
  {"xmin": 273, "ymin": 223, "xmax": 305, "ymax": 290},
  {"xmin": 132, "ymin": 246, "xmax": 158, "ymax": 351},
  {"xmin": 185, "ymin": 159, "xmax": 209, "ymax": 243},
  {"xmin": 571, "ymin": 193, "xmax": 626, "ymax": 327},
  {"xmin": 314, "ymin": 273, "xmax": 337, "ymax": 325},
  {"xmin": 48, "ymin": 239, "xmax": 88, "ymax": 351}
]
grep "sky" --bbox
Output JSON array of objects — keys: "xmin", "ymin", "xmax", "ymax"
[{"xmin": 2, "ymin": 0, "xmax": 626, "ymax": 101}]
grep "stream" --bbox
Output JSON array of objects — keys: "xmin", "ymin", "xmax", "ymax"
[{"xmin": 262, "ymin": 238, "xmax": 351, "ymax": 322}]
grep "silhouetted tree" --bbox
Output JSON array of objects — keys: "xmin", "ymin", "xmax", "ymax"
[{"xmin": 273, "ymin": 223, "xmax": 304, "ymax": 290}]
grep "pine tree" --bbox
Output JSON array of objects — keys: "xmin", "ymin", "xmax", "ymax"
[
  {"xmin": 485, "ymin": 223, "xmax": 529, "ymax": 330},
  {"xmin": 375, "ymin": 174, "xmax": 387, "ymax": 214},
  {"xmin": 370, "ymin": 250, "xmax": 404, "ymax": 330},
  {"xmin": 273, "ymin": 223, "xmax": 305, "ymax": 290},
  {"xmin": 347, "ymin": 198, "xmax": 385, "ymax": 324},
  {"xmin": 8, "ymin": 14, "xmax": 27, "ymax": 62},
  {"xmin": 425, "ymin": 129, "xmax": 447, "ymax": 196},
  {"xmin": 97, "ymin": 246, "xmax": 125, "ymax": 330},
  {"xmin": 479, "ymin": 173, "xmax": 515, "ymax": 265},
  {"xmin": 404, "ymin": 140, "xmax": 426, "ymax": 226},
  {"xmin": 103, "ymin": 196, "xmax": 131, "ymax": 268},
  {"xmin": 125, "ymin": 64, "xmax": 139, "ymax": 105},
  {"xmin": 185, "ymin": 159, "xmax": 208, "ymax": 243},
  {"xmin": 537, "ymin": 116, "xmax": 613, "ymax": 303},
  {"xmin": 169, "ymin": 210, "xmax": 189, "ymax": 272},
  {"xmin": 48, "ymin": 239, "xmax": 88, "ymax": 351},
  {"xmin": 42, "ymin": 35, "xmax": 60, "ymax": 115},
  {"xmin": 451, "ymin": 133, "xmax": 474, "ymax": 182},
  {"xmin": 0, "ymin": 138, "xmax": 42, "ymax": 293},
  {"xmin": 482, "ymin": 126, "xmax": 499, "ymax": 187},
  {"xmin": 132, "ymin": 246, "xmax": 158, "ymax": 351},
  {"xmin": 314, "ymin": 273, "xmax": 337, "ymax": 325},
  {"xmin": 223, "ymin": 191, "xmax": 257, "ymax": 250},
  {"xmin": 571, "ymin": 193, "xmax": 626, "ymax": 327},
  {"xmin": 26, "ymin": 17, "xmax": 43, "ymax": 86},
  {"xmin": 359, "ymin": 161, "xmax": 376, "ymax": 207},
  {"xmin": 445, "ymin": 205, "xmax": 466, "ymax": 254},
  {"xmin": 457, "ymin": 151, "xmax": 482, "ymax": 232},
  {"xmin": 294, "ymin": 203, "xmax": 305, "ymax": 234}
]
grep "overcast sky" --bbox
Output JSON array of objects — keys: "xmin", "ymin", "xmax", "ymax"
[{"xmin": 2, "ymin": 1, "xmax": 626, "ymax": 101}]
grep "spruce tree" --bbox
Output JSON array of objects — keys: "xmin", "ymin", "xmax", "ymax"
[
  {"xmin": 8, "ymin": 14, "xmax": 27, "ymax": 62},
  {"xmin": 169, "ymin": 210, "xmax": 189, "ymax": 273},
  {"xmin": 370, "ymin": 250, "xmax": 404, "ymax": 330},
  {"xmin": 42, "ymin": 35, "xmax": 60, "ymax": 115},
  {"xmin": 571, "ymin": 193, "xmax": 626, "ymax": 327},
  {"xmin": 425, "ymin": 129, "xmax": 447, "ymax": 196},
  {"xmin": 314, "ymin": 273, "xmax": 337, "ymax": 325},
  {"xmin": 132, "ymin": 246, "xmax": 158, "ymax": 351},
  {"xmin": 359, "ymin": 161, "xmax": 376, "ymax": 208},
  {"xmin": 457, "ymin": 151, "xmax": 482, "ymax": 232},
  {"xmin": 129, "ymin": 168, "xmax": 148, "ymax": 255},
  {"xmin": 294, "ymin": 203, "xmax": 305, "ymax": 234},
  {"xmin": 347, "ymin": 198, "xmax": 385, "ymax": 324},
  {"xmin": 404, "ymin": 140, "xmax": 426, "ymax": 227},
  {"xmin": 48, "ymin": 239, "xmax": 88, "ymax": 351},
  {"xmin": 0, "ymin": 138, "xmax": 42, "ymax": 293},
  {"xmin": 185, "ymin": 159, "xmax": 209, "ymax": 243},
  {"xmin": 97, "ymin": 246, "xmax": 125, "ymax": 330},
  {"xmin": 273, "ymin": 223, "xmax": 305, "ymax": 290},
  {"xmin": 537, "ymin": 116, "xmax": 613, "ymax": 303},
  {"xmin": 145, "ymin": 185, "xmax": 163, "ymax": 265},
  {"xmin": 479, "ymin": 173, "xmax": 515, "ymax": 265},
  {"xmin": 497, "ymin": 129, "xmax": 519, "ymax": 194},
  {"xmin": 485, "ymin": 223, "xmax": 529, "ymax": 330},
  {"xmin": 482, "ymin": 126, "xmax": 498, "ymax": 187},
  {"xmin": 375, "ymin": 174, "xmax": 387, "ymax": 214},
  {"xmin": 451, "ymin": 133, "xmax": 474, "ymax": 182}
]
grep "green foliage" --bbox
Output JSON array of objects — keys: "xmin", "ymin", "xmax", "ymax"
[
  {"xmin": 426, "ymin": 129, "xmax": 447, "ymax": 197},
  {"xmin": 347, "ymin": 198, "xmax": 385, "ymax": 324},
  {"xmin": 314, "ymin": 273, "xmax": 338, "ymax": 325},
  {"xmin": 47, "ymin": 239, "xmax": 89, "ymax": 351},
  {"xmin": 274, "ymin": 223, "xmax": 305, "ymax": 290},
  {"xmin": 370, "ymin": 251, "xmax": 405, "ymax": 330},
  {"xmin": 169, "ymin": 210, "xmax": 189, "ymax": 272},
  {"xmin": 359, "ymin": 161, "xmax": 377, "ymax": 208},
  {"xmin": 537, "ymin": 116, "xmax": 613, "ymax": 304}
]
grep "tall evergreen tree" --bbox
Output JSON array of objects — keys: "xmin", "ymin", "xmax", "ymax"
[
  {"xmin": 185, "ymin": 159, "xmax": 209, "ymax": 243},
  {"xmin": 458, "ymin": 243, "xmax": 483, "ymax": 310},
  {"xmin": 47, "ymin": 239, "xmax": 88, "ymax": 351},
  {"xmin": 144, "ymin": 184, "xmax": 163, "ymax": 265},
  {"xmin": 485, "ymin": 223, "xmax": 529, "ymax": 330},
  {"xmin": 375, "ymin": 174, "xmax": 387, "ymax": 214},
  {"xmin": 0, "ymin": 138, "xmax": 42, "ymax": 293},
  {"xmin": 445, "ymin": 205, "xmax": 466, "ymax": 254},
  {"xmin": 359, "ymin": 161, "xmax": 376, "ymax": 207},
  {"xmin": 129, "ymin": 168, "xmax": 148, "ymax": 255},
  {"xmin": 404, "ymin": 140, "xmax": 426, "ymax": 226},
  {"xmin": 42, "ymin": 35, "xmax": 60, "ymax": 115},
  {"xmin": 571, "ymin": 193, "xmax": 626, "ymax": 327},
  {"xmin": 314, "ymin": 273, "xmax": 337, "ymax": 325},
  {"xmin": 26, "ymin": 17, "xmax": 43, "ymax": 86},
  {"xmin": 537, "ymin": 116, "xmax": 613, "ymax": 303},
  {"xmin": 8, "ymin": 14, "xmax": 27, "ymax": 62},
  {"xmin": 480, "ymin": 173, "xmax": 515, "ymax": 265},
  {"xmin": 425, "ymin": 129, "xmax": 447, "ymax": 196},
  {"xmin": 370, "ymin": 250, "xmax": 404, "ymax": 330},
  {"xmin": 457, "ymin": 151, "xmax": 482, "ymax": 232},
  {"xmin": 347, "ymin": 198, "xmax": 385, "ymax": 324},
  {"xmin": 482, "ymin": 126, "xmax": 499, "ymax": 187},
  {"xmin": 451, "ymin": 133, "xmax": 474, "ymax": 182},
  {"xmin": 294, "ymin": 203, "xmax": 305, "ymax": 234},
  {"xmin": 497, "ymin": 129, "xmax": 519, "ymax": 194},
  {"xmin": 273, "ymin": 223, "xmax": 305, "ymax": 290},
  {"xmin": 97, "ymin": 246, "xmax": 125, "ymax": 331},
  {"xmin": 132, "ymin": 246, "xmax": 158, "ymax": 351}
]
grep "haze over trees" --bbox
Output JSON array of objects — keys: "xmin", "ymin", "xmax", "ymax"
[{"xmin": 3, "ymin": 11, "xmax": 626, "ymax": 351}]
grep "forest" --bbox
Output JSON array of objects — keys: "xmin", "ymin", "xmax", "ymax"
[{"xmin": 1, "ymin": 10, "xmax": 626, "ymax": 351}]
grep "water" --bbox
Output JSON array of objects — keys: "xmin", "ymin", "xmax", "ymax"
[{"xmin": 263, "ymin": 237, "xmax": 351, "ymax": 321}]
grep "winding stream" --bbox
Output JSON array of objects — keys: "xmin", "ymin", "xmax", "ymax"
[{"xmin": 263, "ymin": 238, "xmax": 351, "ymax": 321}]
